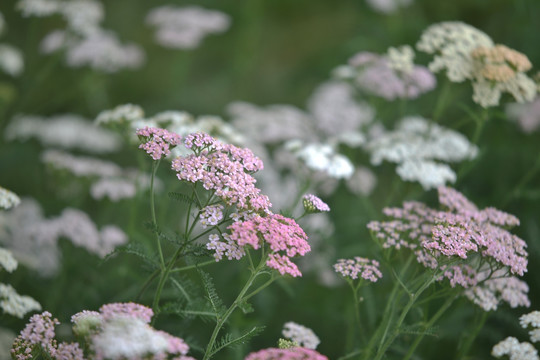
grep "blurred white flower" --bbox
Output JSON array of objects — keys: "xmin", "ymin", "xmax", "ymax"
[{"xmin": 0, "ymin": 45, "xmax": 24, "ymax": 76}]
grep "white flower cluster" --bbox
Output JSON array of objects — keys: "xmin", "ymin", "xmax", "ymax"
[
  {"xmin": 492, "ymin": 337, "xmax": 539, "ymax": 360},
  {"xmin": 18, "ymin": 0, "xmax": 144, "ymax": 72},
  {"xmin": 287, "ymin": 141, "xmax": 354, "ymax": 179},
  {"xmin": 0, "ymin": 283, "xmax": 41, "ymax": 318},
  {"xmin": 367, "ymin": 116, "xmax": 478, "ymax": 189},
  {"xmin": 365, "ymin": 0, "xmax": 413, "ymax": 14},
  {"xmin": 520, "ymin": 311, "xmax": 540, "ymax": 343},
  {"xmin": 146, "ymin": 5, "xmax": 231, "ymax": 49},
  {"xmin": 387, "ymin": 45, "xmax": 415, "ymax": 73},
  {"xmin": 0, "ymin": 186, "xmax": 21, "ymax": 210},
  {"xmin": 506, "ymin": 97, "xmax": 540, "ymax": 133},
  {"xmin": 0, "ymin": 44, "xmax": 24, "ymax": 76},
  {"xmin": 6, "ymin": 114, "xmax": 122, "ymax": 153},
  {"xmin": 0, "ymin": 247, "xmax": 18, "ymax": 273},
  {"xmin": 417, "ymin": 21, "xmax": 537, "ymax": 107},
  {"xmin": 282, "ymin": 322, "xmax": 320, "ymax": 350}
]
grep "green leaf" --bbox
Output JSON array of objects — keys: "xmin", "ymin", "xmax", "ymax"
[
  {"xmin": 198, "ymin": 269, "xmax": 225, "ymax": 318},
  {"xmin": 237, "ymin": 299, "xmax": 254, "ymax": 314},
  {"xmin": 159, "ymin": 301, "xmax": 217, "ymax": 323},
  {"xmin": 169, "ymin": 191, "xmax": 198, "ymax": 207},
  {"xmin": 100, "ymin": 242, "xmax": 158, "ymax": 269},
  {"xmin": 210, "ymin": 326, "xmax": 265, "ymax": 356}
]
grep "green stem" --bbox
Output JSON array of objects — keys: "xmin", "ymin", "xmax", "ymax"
[
  {"xmin": 455, "ymin": 310, "xmax": 489, "ymax": 360},
  {"xmin": 373, "ymin": 273, "xmax": 438, "ymax": 360},
  {"xmin": 170, "ymin": 260, "xmax": 217, "ymax": 273},
  {"xmin": 203, "ymin": 257, "xmax": 272, "ymax": 360},
  {"xmin": 432, "ymin": 80, "xmax": 452, "ymax": 122},
  {"xmin": 403, "ymin": 294, "xmax": 458, "ymax": 360},
  {"xmin": 150, "ymin": 160, "xmax": 165, "ymax": 270}
]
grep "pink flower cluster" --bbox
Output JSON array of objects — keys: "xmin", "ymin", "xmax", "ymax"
[
  {"xmin": 334, "ymin": 257, "xmax": 382, "ymax": 282},
  {"xmin": 171, "ymin": 132, "xmax": 271, "ymax": 212},
  {"xmin": 302, "ymin": 194, "xmax": 330, "ymax": 213},
  {"xmin": 99, "ymin": 302, "xmax": 154, "ymax": 323},
  {"xmin": 347, "ymin": 51, "xmax": 436, "ymax": 100},
  {"xmin": 212, "ymin": 214, "xmax": 310, "ymax": 277},
  {"xmin": 137, "ymin": 126, "xmax": 183, "ymax": 160},
  {"xmin": 245, "ymin": 347, "xmax": 328, "ymax": 360},
  {"xmin": 11, "ymin": 311, "xmax": 84, "ymax": 360},
  {"xmin": 367, "ymin": 186, "xmax": 529, "ymax": 310}
]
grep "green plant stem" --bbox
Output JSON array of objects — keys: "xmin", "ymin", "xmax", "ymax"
[
  {"xmin": 150, "ymin": 160, "xmax": 165, "ymax": 270},
  {"xmin": 203, "ymin": 257, "xmax": 272, "ymax": 360},
  {"xmin": 455, "ymin": 310, "xmax": 489, "ymax": 360},
  {"xmin": 170, "ymin": 260, "xmax": 217, "ymax": 273},
  {"xmin": 432, "ymin": 80, "xmax": 452, "ymax": 122},
  {"xmin": 403, "ymin": 294, "xmax": 458, "ymax": 360},
  {"xmin": 373, "ymin": 273, "xmax": 438, "ymax": 360}
]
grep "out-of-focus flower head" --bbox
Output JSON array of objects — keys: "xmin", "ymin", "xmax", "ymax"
[
  {"xmin": 245, "ymin": 346, "xmax": 328, "ymax": 360},
  {"xmin": 282, "ymin": 322, "xmax": 320, "ymax": 350},
  {"xmin": 146, "ymin": 5, "xmax": 231, "ymax": 49},
  {"xmin": 0, "ymin": 283, "xmax": 41, "ymax": 318},
  {"xmin": 417, "ymin": 21, "xmax": 537, "ymax": 107},
  {"xmin": 302, "ymin": 194, "xmax": 330, "ymax": 213},
  {"xmin": 365, "ymin": 0, "xmax": 413, "ymax": 14},
  {"xmin": 0, "ymin": 186, "xmax": 20, "ymax": 210},
  {"xmin": 6, "ymin": 114, "xmax": 122, "ymax": 154},
  {"xmin": 334, "ymin": 257, "xmax": 382, "ymax": 282},
  {"xmin": 338, "ymin": 47, "xmax": 436, "ymax": 101},
  {"xmin": 366, "ymin": 116, "xmax": 478, "ymax": 189},
  {"xmin": 492, "ymin": 337, "xmax": 539, "ymax": 360},
  {"xmin": 506, "ymin": 96, "xmax": 540, "ymax": 133},
  {"xmin": 368, "ymin": 186, "xmax": 529, "ymax": 311}
]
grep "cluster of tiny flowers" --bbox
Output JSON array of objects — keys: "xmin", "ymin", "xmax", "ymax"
[
  {"xmin": 506, "ymin": 97, "xmax": 540, "ymax": 133},
  {"xmin": 137, "ymin": 126, "xmax": 183, "ymax": 160},
  {"xmin": 220, "ymin": 214, "xmax": 310, "ymax": 277},
  {"xmin": 146, "ymin": 5, "xmax": 230, "ymax": 49},
  {"xmin": 5, "ymin": 114, "xmax": 122, "ymax": 154},
  {"xmin": 41, "ymin": 149, "xmax": 124, "ymax": 178},
  {"xmin": 302, "ymin": 194, "xmax": 330, "ymax": 213},
  {"xmin": 492, "ymin": 337, "xmax": 539, "ymax": 360},
  {"xmin": 364, "ymin": 0, "xmax": 413, "ymax": 14},
  {"xmin": 417, "ymin": 21, "xmax": 537, "ymax": 107},
  {"xmin": 0, "ymin": 247, "xmax": 18, "ymax": 272},
  {"xmin": 333, "ymin": 257, "xmax": 382, "ymax": 282},
  {"xmin": 282, "ymin": 322, "xmax": 320, "ymax": 350},
  {"xmin": 520, "ymin": 311, "xmax": 540, "ymax": 343},
  {"xmin": 18, "ymin": 0, "xmax": 145, "ymax": 72},
  {"xmin": 367, "ymin": 116, "xmax": 478, "ymax": 189},
  {"xmin": 0, "ymin": 283, "xmax": 41, "ymax": 318},
  {"xmin": 0, "ymin": 44, "xmax": 24, "ymax": 76},
  {"xmin": 368, "ymin": 186, "xmax": 529, "ymax": 310},
  {"xmin": 287, "ymin": 141, "xmax": 355, "ymax": 179},
  {"xmin": 171, "ymin": 132, "xmax": 271, "ymax": 212},
  {"xmin": 207, "ymin": 233, "xmax": 246, "ymax": 261},
  {"xmin": 244, "ymin": 347, "xmax": 328, "ymax": 360},
  {"xmin": 0, "ymin": 186, "xmax": 20, "ymax": 210},
  {"xmin": 11, "ymin": 311, "xmax": 64, "ymax": 359},
  {"xmin": 96, "ymin": 103, "xmax": 145, "ymax": 126},
  {"xmin": 200, "ymin": 205, "xmax": 224, "ymax": 228},
  {"xmin": 338, "ymin": 49, "xmax": 436, "ymax": 100}
]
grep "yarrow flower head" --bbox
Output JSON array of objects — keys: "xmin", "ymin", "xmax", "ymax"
[
  {"xmin": 367, "ymin": 186, "xmax": 529, "ymax": 311},
  {"xmin": 338, "ymin": 48, "xmax": 436, "ymax": 101},
  {"xmin": 171, "ymin": 131, "xmax": 271, "ymax": 212},
  {"xmin": 137, "ymin": 126, "xmax": 183, "ymax": 160},
  {"xmin": 208, "ymin": 214, "xmax": 311, "ymax": 277},
  {"xmin": 302, "ymin": 194, "xmax": 330, "ymax": 213},
  {"xmin": 282, "ymin": 322, "xmax": 320, "ymax": 350},
  {"xmin": 334, "ymin": 257, "xmax": 382, "ymax": 282},
  {"xmin": 245, "ymin": 347, "xmax": 328, "ymax": 360},
  {"xmin": 0, "ymin": 247, "xmax": 17, "ymax": 272},
  {"xmin": 11, "ymin": 311, "xmax": 61, "ymax": 359},
  {"xmin": 492, "ymin": 337, "xmax": 539, "ymax": 360},
  {"xmin": 0, "ymin": 283, "xmax": 41, "ymax": 318},
  {"xmin": 520, "ymin": 311, "xmax": 540, "ymax": 343},
  {"xmin": 417, "ymin": 21, "xmax": 537, "ymax": 107},
  {"xmin": 0, "ymin": 186, "xmax": 20, "ymax": 210}
]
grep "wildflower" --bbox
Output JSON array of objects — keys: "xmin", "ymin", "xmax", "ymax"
[
  {"xmin": 368, "ymin": 186, "xmax": 529, "ymax": 310},
  {"xmin": 520, "ymin": 311, "xmax": 540, "ymax": 343},
  {"xmin": 282, "ymin": 322, "xmax": 320, "ymax": 350},
  {"xmin": 334, "ymin": 257, "xmax": 382, "ymax": 282},
  {"xmin": 5, "ymin": 114, "xmax": 122, "ymax": 153},
  {"xmin": 367, "ymin": 116, "xmax": 477, "ymax": 189},
  {"xmin": 0, "ymin": 283, "xmax": 41, "ymax": 318},
  {"xmin": 171, "ymin": 132, "xmax": 271, "ymax": 212},
  {"xmin": 90, "ymin": 178, "xmax": 137, "ymax": 201},
  {"xmin": 342, "ymin": 49, "xmax": 436, "ymax": 100},
  {"xmin": 417, "ymin": 21, "xmax": 537, "ymax": 107},
  {"xmin": 42, "ymin": 149, "xmax": 123, "ymax": 178},
  {"xmin": 137, "ymin": 126, "xmax": 183, "ymax": 160},
  {"xmin": 0, "ymin": 186, "xmax": 20, "ymax": 210},
  {"xmin": 0, "ymin": 44, "xmax": 24, "ymax": 76},
  {"xmin": 222, "ymin": 214, "xmax": 310, "ymax": 277},
  {"xmin": 289, "ymin": 142, "xmax": 354, "ymax": 179},
  {"xmin": 200, "ymin": 205, "xmax": 224, "ymax": 228},
  {"xmin": 245, "ymin": 347, "xmax": 328, "ymax": 360},
  {"xmin": 302, "ymin": 194, "xmax": 330, "ymax": 213},
  {"xmin": 365, "ymin": 0, "xmax": 413, "ymax": 14},
  {"xmin": 71, "ymin": 310, "xmax": 102, "ymax": 336},
  {"xmin": 95, "ymin": 103, "xmax": 145, "ymax": 126},
  {"xmin": 146, "ymin": 5, "xmax": 231, "ymax": 49},
  {"xmin": 492, "ymin": 337, "xmax": 539, "ymax": 360},
  {"xmin": 0, "ymin": 247, "xmax": 17, "ymax": 273},
  {"xmin": 506, "ymin": 96, "xmax": 540, "ymax": 133},
  {"xmin": 11, "ymin": 312, "xmax": 58, "ymax": 358}
]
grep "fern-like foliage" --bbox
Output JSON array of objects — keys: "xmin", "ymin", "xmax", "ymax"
[
  {"xmin": 168, "ymin": 191, "xmax": 199, "ymax": 208},
  {"xmin": 209, "ymin": 326, "xmax": 265, "ymax": 357},
  {"xmin": 160, "ymin": 300, "xmax": 217, "ymax": 323},
  {"xmin": 100, "ymin": 242, "xmax": 159, "ymax": 269},
  {"xmin": 198, "ymin": 269, "xmax": 226, "ymax": 319}
]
